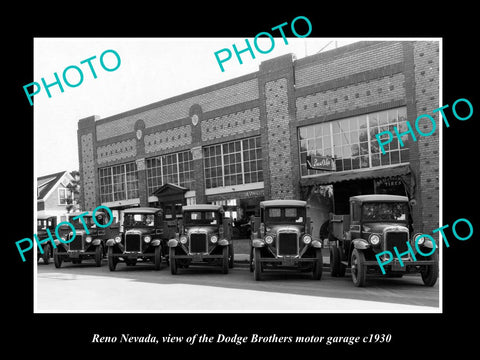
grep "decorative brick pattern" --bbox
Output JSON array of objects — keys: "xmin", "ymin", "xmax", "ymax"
[
  {"xmin": 296, "ymin": 73, "xmax": 406, "ymax": 121},
  {"xmin": 80, "ymin": 133, "xmax": 96, "ymax": 211},
  {"xmin": 265, "ymin": 78, "xmax": 295, "ymax": 199},
  {"xmin": 295, "ymin": 42, "xmax": 403, "ymax": 88},
  {"xmin": 96, "ymin": 139, "xmax": 137, "ymax": 165},
  {"xmin": 201, "ymin": 108, "xmax": 260, "ymax": 141},
  {"xmin": 413, "ymin": 41, "xmax": 440, "ymax": 234},
  {"xmin": 96, "ymin": 79, "xmax": 259, "ymax": 141},
  {"xmin": 144, "ymin": 125, "xmax": 192, "ymax": 154}
]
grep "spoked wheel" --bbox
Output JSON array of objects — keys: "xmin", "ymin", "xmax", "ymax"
[{"xmin": 351, "ymin": 248, "xmax": 367, "ymax": 287}]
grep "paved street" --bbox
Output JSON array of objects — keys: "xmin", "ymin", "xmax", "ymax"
[{"xmin": 36, "ymin": 255, "xmax": 440, "ymax": 313}]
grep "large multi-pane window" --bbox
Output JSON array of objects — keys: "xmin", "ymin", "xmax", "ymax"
[
  {"xmin": 99, "ymin": 162, "xmax": 139, "ymax": 203},
  {"xmin": 298, "ymin": 107, "xmax": 409, "ymax": 177},
  {"xmin": 145, "ymin": 150, "xmax": 195, "ymax": 194},
  {"xmin": 204, "ymin": 136, "xmax": 263, "ymax": 189}
]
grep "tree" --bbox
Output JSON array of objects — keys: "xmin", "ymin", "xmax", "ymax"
[{"xmin": 65, "ymin": 170, "xmax": 81, "ymax": 213}]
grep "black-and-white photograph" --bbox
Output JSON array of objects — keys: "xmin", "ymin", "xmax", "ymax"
[{"xmin": 32, "ymin": 37, "xmax": 442, "ymax": 313}]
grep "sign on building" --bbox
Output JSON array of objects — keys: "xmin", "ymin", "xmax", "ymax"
[{"xmin": 306, "ymin": 155, "xmax": 336, "ymax": 171}]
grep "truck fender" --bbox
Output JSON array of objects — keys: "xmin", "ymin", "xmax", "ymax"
[
  {"xmin": 422, "ymin": 239, "xmax": 435, "ymax": 249},
  {"xmin": 218, "ymin": 239, "xmax": 229, "ymax": 246},
  {"xmin": 92, "ymin": 239, "xmax": 102, "ymax": 246},
  {"xmin": 311, "ymin": 240, "xmax": 322, "ymax": 248},
  {"xmin": 252, "ymin": 239, "xmax": 265, "ymax": 248},
  {"xmin": 106, "ymin": 239, "xmax": 115, "ymax": 247},
  {"xmin": 352, "ymin": 239, "xmax": 370, "ymax": 250},
  {"xmin": 151, "ymin": 239, "xmax": 161, "ymax": 247},
  {"xmin": 168, "ymin": 239, "xmax": 178, "ymax": 248}
]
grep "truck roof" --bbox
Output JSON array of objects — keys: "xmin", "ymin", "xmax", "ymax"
[
  {"xmin": 182, "ymin": 204, "xmax": 223, "ymax": 212},
  {"xmin": 123, "ymin": 207, "xmax": 162, "ymax": 214},
  {"xmin": 260, "ymin": 200, "xmax": 307, "ymax": 208},
  {"xmin": 350, "ymin": 194, "xmax": 409, "ymax": 202}
]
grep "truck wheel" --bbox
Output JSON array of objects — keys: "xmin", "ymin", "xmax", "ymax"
[
  {"xmin": 107, "ymin": 247, "xmax": 117, "ymax": 271},
  {"xmin": 330, "ymin": 246, "xmax": 341, "ymax": 277},
  {"xmin": 222, "ymin": 246, "xmax": 229, "ymax": 274},
  {"xmin": 421, "ymin": 251, "xmax": 439, "ymax": 286},
  {"xmin": 249, "ymin": 247, "xmax": 254, "ymax": 273},
  {"xmin": 330, "ymin": 246, "xmax": 346, "ymax": 277},
  {"xmin": 94, "ymin": 246, "xmax": 102, "ymax": 267},
  {"xmin": 53, "ymin": 249, "xmax": 62, "ymax": 268},
  {"xmin": 253, "ymin": 248, "xmax": 262, "ymax": 281},
  {"xmin": 351, "ymin": 248, "xmax": 367, "ymax": 287},
  {"xmin": 154, "ymin": 246, "xmax": 162, "ymax": 270},
  {"xmin": 228, "ymin": 243, "xmax": 234, "ymax": 269},
  {"xmin": 169, "ymin": 247, "xmax": 177, "ymax": 275},
  {"xmin": 42, "ymin": 244, "xmax": 51, "ymax": 265},
  {"xmin": 312, "ymin": 248, "xmax": 323, "ymax": 280}
]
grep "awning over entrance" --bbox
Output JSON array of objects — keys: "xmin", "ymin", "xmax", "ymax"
[
  {"xmin": 152, "ymin": 183, "xmax": 188, "ymax": 200},
  {"xmin": 299, "ymin": 163, "xmax": 411, "ymax": 186}
]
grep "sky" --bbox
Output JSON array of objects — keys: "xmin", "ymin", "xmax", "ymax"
[{"xmin": 33, "ymin": 37, "xmax": 359, "ymax": 178}]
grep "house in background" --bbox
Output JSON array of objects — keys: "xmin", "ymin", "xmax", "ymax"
[{"xmin": 37, "ymin": 170, "xmax": 78, "ymax": 223}]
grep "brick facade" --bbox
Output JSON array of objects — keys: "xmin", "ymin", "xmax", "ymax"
[{"xmin": 78, "ymin": 40, "xmax": 439, "ymax": 233}]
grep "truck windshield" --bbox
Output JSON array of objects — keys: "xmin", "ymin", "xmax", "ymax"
[
  {"xmin": 265, "ymin": 207, "xmax": 306, "ymax": 224},
  {"xmin": 123, "ymin": 214, "xmax": 155, "ymax": 227},
  {"xmin": 184, "ymin": 211, "xmax": 220, "ymax": 226},
  {"xmin": 362, "ymin": 202, "xmax": 408, "ymax": 222},
  {"xmin": 70, "ymin": 216, "xmax": 96, "ymax": 228}
]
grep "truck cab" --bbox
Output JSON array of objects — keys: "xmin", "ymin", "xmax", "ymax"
[
  {"xmin": 250, "ymin": 200, "xmax": 323, "ymax": 281},
  {"xmin": 329, "ymin": 194, "xmax": 438, "ymax": 287},
  {"xmin": 168, "ymin": 204, "xmax": 233, "ymax": 274}
]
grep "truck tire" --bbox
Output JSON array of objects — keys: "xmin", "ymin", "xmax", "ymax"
[
  {"xmin": 107, "ymin": 247, "xmax": 117, "ymax": 271},
  {"xmin": 169, "ymin": 247, "xmax": 177, "ymax": 275},
  {"xmin": 330, "ymin": 246, "xmax": 346, "ymax": 277},
  {"xmin": 222, "ymin": 246, "xmax": 229, "ymax": 274},
  {"xmin": 42, "ymin": 244, "xmax": 51, "ymax": 265},
  {"xmin": 53, "ymin": 249, "xmax": 62, "ymax": 268},
  {"xmin": 253, "ymin": 248, "xmax": 262, "ymax": 281},
  {"xmin": 421, "ymin": 251, "xmax": 439, "ymax": 286},
  {"xmin": 312, "ymin": 248, "xmax": 323, "ymax": 280},
  {"xmin": 249, "ymin": 247, "xmax": 254, "ymax": 273},
  {"xmin": 351, "ymin": 248, "xmax": 367, "ymax": 287},
  {"xmin": 94, "ymin": 246, "xmax": 102, "ymax": 267},
  {"xmin": 154, "ymin": 246, "xmax": 162, "ymax": 270},
  {"xmin": 228, "ymin": 243, "xmax": 234, "ymax": 269}
]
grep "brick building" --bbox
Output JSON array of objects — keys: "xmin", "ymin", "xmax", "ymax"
[{"xmin": 77, "ymin": 40, "xmax": 439, "ymax": 239}]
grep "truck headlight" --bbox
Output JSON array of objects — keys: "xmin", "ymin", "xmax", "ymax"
[
  {"xmin": 264, "ymin": 235, "xmax": 274, "ymax": 244},
  {"xmin": 369, "ymin": 234, "xmax": 380, "ymax": 245},
  {"xmin": 115, "ymin": 236, "xmax": 121, "ymax": 243},
  {"xmin": 180, "ymin": 235, "xmax": 188, "ymax": 244},
  {"xmin": 144, "ymin": 236, "xmax": 151, "ymax": 243},
  {"xmin": 86, "ymin": 236, "xmax": 92, "ymax": 243},
  {"xmin": 302, "ymin": 235, "xmax": 312, "ymax": 244},
  {"xmin": 413, "ymin": 233, "xmax": 424, "ymax": 245},
  {"xmin": 211, "ymin": 235, "xmax": 218, "ymax": 243}
]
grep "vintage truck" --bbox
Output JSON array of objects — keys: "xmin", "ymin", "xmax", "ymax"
[
  {"xmin": 36, "ymin": 214, "xmax": 57, "ymax": 264},
  {"xmin": 53, "ymin": 209, "xmax": 115, "ymax": 268},
  {"xmin": 250, "ymin": 200, "xmax": 323, "ymax": 281},
  {"xmin": 106, "ymin": 207, "xmax": 167, "ymax": 271},
  {"xmin": 168, "ymin": 204, "xmax": 233, "ymax": 274},
  {"xmin": 328, "ymin": 194, "xmax": 439, "ymax": 287}
]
